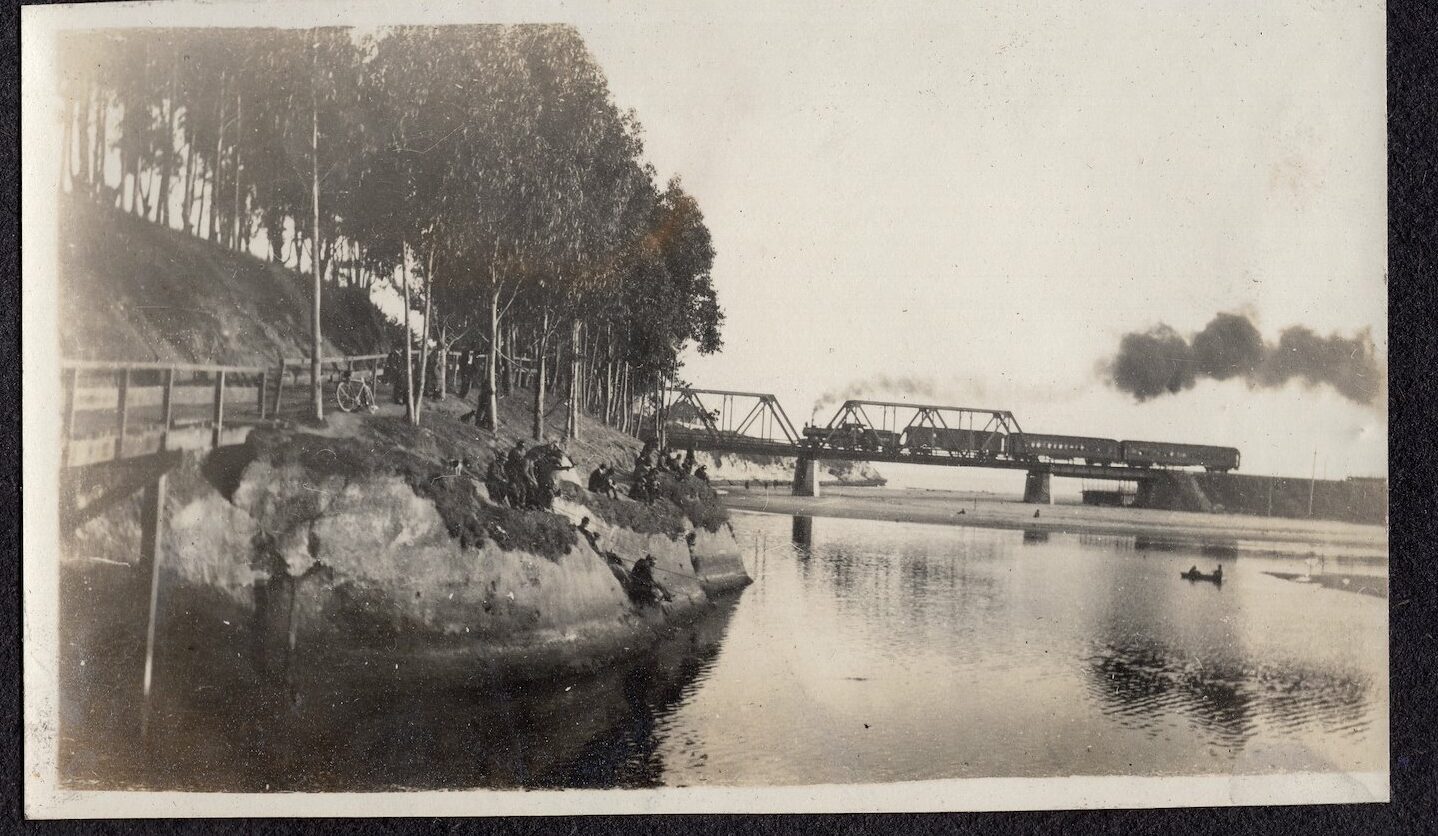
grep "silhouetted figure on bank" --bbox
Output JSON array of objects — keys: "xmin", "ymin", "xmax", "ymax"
[
  {"xmin": 694, "ymin": 464, "xmax": 709, "ymax": 484},
  {"xmin": 386, "ymin": 349, "xmax": 405, "ymax": 404},
  {"xmin": 636, "ymin": 439, "xmax": 658, "ymax": 474},
  {"xmin": 682, "ymin": 448, "xmax": 697, "ymax": 476},
  {"xmin": 423, "ymin": 350, "xmax": 440, "ymax": 398},
  {"xmin": 528, "ymin": 441, "xmax": 571, "ymax": 510},
  {"xmin": 627, "ymin": 554, "xmax": 672, "ymax": 605},
  {"xmin": 505, "ymin": 440, "xmax": 530, "ymax": 507},
  {"xmin": 485, "ymin": 454, "xmax": 511, "ymax": 507},
  {"xmin": 456, "ymin": 349, "xmax": 475, "ymax": 398},
  {"xmin": 577, "ymin": 516, "xmax": 601, "ymax": 551}
]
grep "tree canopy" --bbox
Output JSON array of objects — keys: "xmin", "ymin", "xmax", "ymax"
[{"xmin": 57, "ymin": 24, "xmax": 723, "ymax": 434}]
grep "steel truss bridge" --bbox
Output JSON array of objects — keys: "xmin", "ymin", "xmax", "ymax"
[{"xmin": 649, "ymin": 387, "xmax": 1169, "ymax": 492}]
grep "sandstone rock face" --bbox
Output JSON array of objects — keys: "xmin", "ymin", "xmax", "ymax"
[{"xmin": 91, "ymin": 442, "xmax": 751, "ymax": 680}]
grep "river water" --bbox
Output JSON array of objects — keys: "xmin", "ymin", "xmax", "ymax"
[
  {"xmin": 540, "ymin": 509, "xmax": 1391, "ymax": 788},
  {"xmin": 62, "ymin": 509, "xmax": 1388, "ymax": 791},
  {"xmin": 610, "ymin": 511, "xmax": 1388, "ymax": 786}
]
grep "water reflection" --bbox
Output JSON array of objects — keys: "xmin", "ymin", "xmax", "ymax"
[
  {"xmin": 791, "ymin": 515, "xmax": 813, "ymax": 553},
  {"xmin": 61, "ymin": 510, "xmax": 1386, "ymax": 790}
]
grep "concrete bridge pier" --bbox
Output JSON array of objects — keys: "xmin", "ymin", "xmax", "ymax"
[
  {"xmin": 1023, "ymin": 470, "xmax": 1052, "ymax": 504},
  {"xmin": 793, "ymin": 457, "xmax": 821, "ymax": 497}
]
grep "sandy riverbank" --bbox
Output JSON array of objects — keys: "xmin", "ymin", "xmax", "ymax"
[{"xmin": 721, "ymin": 485, "xmax": 1389, "ymax": 556}]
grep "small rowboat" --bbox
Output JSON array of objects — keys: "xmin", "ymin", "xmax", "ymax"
[{"xmin": 1180, "ymin": 567, "xmax": 1224, "ymax": 585}]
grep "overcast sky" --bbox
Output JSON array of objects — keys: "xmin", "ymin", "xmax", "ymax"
[
  {"xmin": 569, "ymin": 0, "xmax": 1387, "ymax": 483},
  {"xmin": 29, "ymin": 0, "xmax": 1387, "ymax": 485}
]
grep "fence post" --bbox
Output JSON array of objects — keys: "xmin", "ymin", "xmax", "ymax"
[
  {"xmin": 273, "ymin": 360, "xmax": 287, "ymax": 416},
  {"xmin": 211, "ymin": 370, "xmax": 226, "ymax": 448},
  {"xmin": 139, "ymin": 468, "xmax": 168, "ymax": 735},
  {"xmin": 258, "ymin": 369, "xmax": 269, "ymax": 420},
  {"xmin": 160, "ymin": 368, "xmax": 175, "ymax": 449},
  {"xmin": 115, "ymin": 368, "xmax": 131, "ymax": 460}
]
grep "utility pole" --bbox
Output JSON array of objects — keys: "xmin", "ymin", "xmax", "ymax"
[{"xmin": 1307, "ymin": 448, "xmax": 1317, "ymax": 517}]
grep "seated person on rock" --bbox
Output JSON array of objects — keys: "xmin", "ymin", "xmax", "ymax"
[
  {"xmin": 588, "ymin": 464, "xmax": 620, "ymax": 500},
  {"xmin": 626, "ymin": 554, "xmax": 672, "ymax": 604},
  {"xmin": 576, "ymin": 516, "xmax": 602, "ymax": 551}
]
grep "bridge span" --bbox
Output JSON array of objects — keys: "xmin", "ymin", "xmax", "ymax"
[{"xmin": 647, "ymin": 387, "xmax": 1220, "ymax": 503}]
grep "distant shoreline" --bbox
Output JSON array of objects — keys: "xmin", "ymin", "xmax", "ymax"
[{"xmin": 719, "ymin": 485, "xmax": 1389, "ymax": 557}]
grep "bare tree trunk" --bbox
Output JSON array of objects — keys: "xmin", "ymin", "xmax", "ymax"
[
  {"xmin": 436, "ymin": 326, "xmax": 449, "ymax": 400},
  {"xmin": 501, "ymin": 324, "xmax": 515, "ymax": 395},
  {"xmin": 308, "ymin": 52, "xmax": 322, "ymax": 423},
  {"xmin": 565, "ymin": 319, "xmax": 582, "ymax": 441},
  {"xmin": 532, "ymin": 310, "xmax": 549, "ymax": 441},
  {"xmin": 414, "ymin": 243, "xmax": 435, "ymax": 422},
  {"xmin": 93, "ymin": 92, "xmax": 107, "ymax": 198},
  {"xmin": 77, "ymin": 84, "xmax": 92, "ymax": 190},
  {"xmin": 401, "ymin": 252, "xmax": 415, "ymax": 424},
  {"xmin": 181, "ymin": 135, "xmax": 196, "ymax": 235},
  {"xmin": 210, "ymin": 73, "xmax": 226, "ymax": 242},
  {"xmin": 157, "ymin": 62, "xmax": 177, "ymax": 228},
  {"xmin": 60, "ymin": 96, "xmax": 74, "ymax": 191},
  {"xmin": 232, "ymin": 92, "xmax": 243, "ymax": 251},
  {"xmin": 483, "ymin": 284, "xmax": 499, "ymax": 431}
]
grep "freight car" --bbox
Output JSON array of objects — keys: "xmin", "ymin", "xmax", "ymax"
[
  {"xmin": 1119, "ymin": 440, "xmax": 1240, "ymax": 472},
  {"xmin": 1010, "ymin": 433, "xmax": 1121, "ymax": 465},
  {"xmin": 902, "ymin": 426, "xmax": 1006, "ymax": 457}
]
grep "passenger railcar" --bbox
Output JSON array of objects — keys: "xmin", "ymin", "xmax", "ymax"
[
  {"xmin": 1119, "ymin": 440, "xmax": 1240, "ymax": 472},
  {"xmin": 1010, "ymin": 433, "xmax": 1121, "ymax": 465}
]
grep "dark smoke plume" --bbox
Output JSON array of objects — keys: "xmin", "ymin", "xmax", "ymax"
[
  {"xmin": 1105, "ymin": 313, "xmax": 1383, "ymax": 406},
  {"xmin": 811, "ymin": 375, "xmax": 940, "ymax": 422}
]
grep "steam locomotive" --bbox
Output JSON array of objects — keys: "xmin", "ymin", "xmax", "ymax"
[{"xmin": 801, "ymin": 424, "xmax": 1240, "ymax": 472}]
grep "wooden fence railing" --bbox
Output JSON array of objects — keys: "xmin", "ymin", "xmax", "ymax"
[{"xmin": 61, "ymin": 359, "xmax": 268, "ymax": 467}]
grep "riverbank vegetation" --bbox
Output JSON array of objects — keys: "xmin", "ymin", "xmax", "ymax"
[{"xmin": 56, "ymin": 24, "xmax": 723, "ymax": 436}]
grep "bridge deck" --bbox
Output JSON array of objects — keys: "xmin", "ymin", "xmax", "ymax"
[{"xmin": 662, "ymin": 430, "xmax": 1163, "ymax": 481}]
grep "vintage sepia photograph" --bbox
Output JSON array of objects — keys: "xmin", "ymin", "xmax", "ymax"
[{"xmin": 22, "ymin": 0, "xmax": 1388, "ymax": 816}]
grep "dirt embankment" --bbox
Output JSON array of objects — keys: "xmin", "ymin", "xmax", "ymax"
[{"xmin": 59, "ymin": 197, "xmax": 396, "ymax": 364}]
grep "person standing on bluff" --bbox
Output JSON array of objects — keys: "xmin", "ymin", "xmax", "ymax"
[
  {"xmin": 530, "ymin": 441, "xmax": 571, "ymax": 510},
  {"xmin": 385, "ymin": 349, "xmax": 405, "ymax": 405},
  {"xmin": 484, "ymin": 450, "xmax": 511, "ymax": 507},
  {"xmin": 456, "ymin": 348, "xmax": 475, "ymax": 398},
  {"xmin": 505, "ymin": 440, "xmax": 530, "ymax": 508}
]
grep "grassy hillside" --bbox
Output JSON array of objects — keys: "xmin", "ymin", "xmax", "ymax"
[{"xmin": 59, "ymin": 197, "xmax": 397, "ymax": 364}]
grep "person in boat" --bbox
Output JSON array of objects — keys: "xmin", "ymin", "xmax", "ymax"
[
  {"xmin": 1213, "ymin": 564, "xmax": 1223, "ymax": 581},
  {"xmin": 1188, "ymin": 565, "xmax": 1199, "ymax": 576}
]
